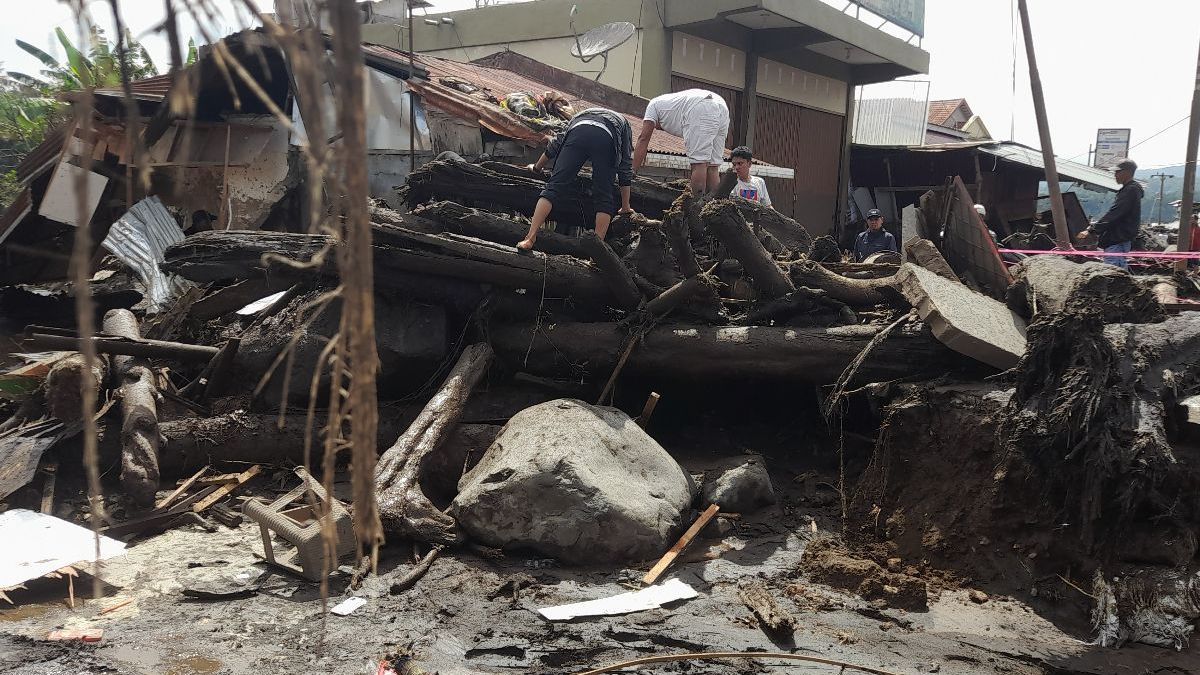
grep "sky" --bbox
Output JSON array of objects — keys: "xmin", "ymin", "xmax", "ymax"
[{"xmin": 0, "ymin": 0, "xmax": 1196, "ymax": 170}]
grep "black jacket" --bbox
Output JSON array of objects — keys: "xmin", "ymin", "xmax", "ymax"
[
  {"xmin": 1093, "ymin": 180, "xmax": 1143, "ymax": 247},
  {"xmin": 545, "ymin": 108, "xmax": 634, "ymax": 187}
]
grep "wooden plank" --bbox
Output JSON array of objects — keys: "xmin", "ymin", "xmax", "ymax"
[
  {"xmin": 155, "ymin": 465, "xmax": 209, "ymax": 510},
  {"xmin": 193, "ymin": 472, "xmax": 243, "ymax": 486},
  {"xmin": 192, "ymin": 465, "xmax": 261, "ymax": 513},
  {"xmin": 642, "ymin": 504, "xmax": 720, "ymax": 586},
  {"xmin": 40, "ymin": 462, "xmax": 57, "ymax": 514}
]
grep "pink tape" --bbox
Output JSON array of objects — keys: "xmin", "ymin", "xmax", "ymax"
[{"xmin": 997, "ymin": 248, "xmax": 1200, "ymax": 259}]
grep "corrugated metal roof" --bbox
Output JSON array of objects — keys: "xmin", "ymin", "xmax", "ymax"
[
  {"xmin": 977, "ymin": 143, "xmax": 1120, "ymax": 192},
  {"xmin": 369, "ymin": 46, "xmax": 693, "ymax": 157},
  {"xmin": 100, "ymin": 196, "xmax": 190, "ymax": 310},
  {"xmin": 94, "ymin": 73, "xmax": 176, "ymax": 102},
  {"xmin": 861, "ymin": 140, "xmax": 1122, "ymax": 193}
]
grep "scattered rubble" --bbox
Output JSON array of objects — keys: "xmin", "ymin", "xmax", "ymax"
[{"xmin": 1, "ymin": 19, "xmax": 1199, "ymax": 675}]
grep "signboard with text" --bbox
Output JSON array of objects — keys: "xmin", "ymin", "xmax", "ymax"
[
  {"xmin": 855, "ymin": 0, "xmax": 926, "ymax": 37},
  {"xmin": 1094, "ymin": 128, "xmax": 1131, "ymax": 169}
]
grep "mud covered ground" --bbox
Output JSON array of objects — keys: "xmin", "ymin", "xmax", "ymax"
[
  {"xmin": 3, "ymin": 445, "xmax": 1195, "ymax": 675},
  {"xmin": 2, "ymin": 378, "xmax": 1197, "ymax": 674}
]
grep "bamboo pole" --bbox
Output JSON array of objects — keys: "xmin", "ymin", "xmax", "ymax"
[
  {"xmin": 1175, "ymin": 37, "xmax": 1200, "ymax": 273},
  {"xmin": 1017, "ymin": 0, "xmax": 1071, "ymax": 249}
]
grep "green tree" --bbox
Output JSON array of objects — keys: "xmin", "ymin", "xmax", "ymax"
[{"xmin": 9, "ymin": 26, "xmax": 159, "ymax": 90}]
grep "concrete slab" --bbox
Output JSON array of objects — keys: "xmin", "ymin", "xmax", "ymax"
[{"xmin": 897, "ymin": 263, "xmax": 1027, "ymax": 370}]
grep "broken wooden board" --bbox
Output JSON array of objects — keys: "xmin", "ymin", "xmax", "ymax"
[
  {"xmin": 896, "ymin": 263, "xmax": 1027, "ymax": 370},
  {"xmin": 192, "ymin": 465, "xmax": 261, "ymax": 513},
  {"xmin": 643, "ymin": 504, "xmax": 719, "ymax": 585}
]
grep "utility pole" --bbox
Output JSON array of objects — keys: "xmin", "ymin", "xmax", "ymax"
[
  {"xmin": 1177, "ymin": 36, "xmax": 1200, "ymax": 273},
  {"xmin": 1017, "ymin": 0, "xmax": 1071, "ymax": 249},
  {"xmin": 1150, "ymin": 173, "xmax": 1174, "ymax": 225}
]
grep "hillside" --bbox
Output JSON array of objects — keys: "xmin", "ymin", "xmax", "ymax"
[{"xmin": 1068, "ymin": 164, "xmax": 1199, "ymax": 223}]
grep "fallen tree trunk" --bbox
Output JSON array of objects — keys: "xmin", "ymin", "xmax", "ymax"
[
  {"xmin": 412, "ymin": 201, "xmax": 586, "ymax": 258},
  {"xmin": 102, "ymin": 309, "xmax": 161, "ymax": 508},
  {"xmin": 734, "ymin": 198, "xmax": 813, "ymax": 255},
  {"xmin": 398, "ymin": 159, "xmax": 680, "ymax": 225},
  {"xmin": 625, "ymin": 219, "xmax": 680, "ymax": 289},
  {"xmin": 491, "ymin": 321, "xmax": 952, "ymax": 383},
  {"xmin": 163, "ymin": 226, "xmax": 620, "ymax": 308},
  {"xmin": 789, "ymin": 260, "xmax": 899, "ymax": 307},
  {"xmin": 156, "ymin": 412, "xmax": 500, "ymax": 500},
  {"xmin": 1002, "ymin": 312, "xmax": 1200, "ymax": 551},
  {"xmin": 375, "ymin": 343, "xmax": 494, "ymax": 545},
  {"xmin": 663, "ymin": 196, "xmax": 701, "ymax": 278},
  {"xmin": 703, "ymin": 200, "xmax": 794, "ymax": 299},
  {"xmin": 580, "ymin": 232, "xmax": 642, "ymax": 310},
  {"xmin": 741, "ymin": 287, "xmax": 856, "ymax": 326},
  {"xmin": 1006, "ymin": 255, "xmax": 1165, "ymax": 323},
  {"xmin": 45, "ymin": 354, "xmax": 108, "ymax": 422},
  {"xmin": 642, "ymin": 274, "xmax": 716, "ymax": 319}
]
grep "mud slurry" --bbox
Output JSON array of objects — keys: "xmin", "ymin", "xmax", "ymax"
[{"xmin": 3, "ymin": 461, "xmax": 1195, "ymax": 675}]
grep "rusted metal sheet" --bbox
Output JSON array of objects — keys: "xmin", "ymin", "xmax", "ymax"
[{"xmin": 407, "ymin": 78, "xmax": 549, "ymax": 146}]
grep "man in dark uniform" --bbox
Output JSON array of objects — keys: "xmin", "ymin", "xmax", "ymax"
[
  {"xmin": 517, "ymin": 107, "xmax": 634, "ymax": 251},
  {"xmin": 1077, "ymin": 158, "xmax": 1143, "ymax": 270},
  {"xmin": 853, "ymin": 208, "xmax": 898, "ymax": 261}
]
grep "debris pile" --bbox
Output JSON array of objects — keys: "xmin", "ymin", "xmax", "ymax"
[{"xmin": 3, "ymin": 75, "xmax": 1200, "ymax": 669}]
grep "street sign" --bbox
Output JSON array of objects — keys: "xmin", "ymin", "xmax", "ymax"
[{"xmin": 1094, "ymin": 128, "xmax": 1131, "ymax": 169}]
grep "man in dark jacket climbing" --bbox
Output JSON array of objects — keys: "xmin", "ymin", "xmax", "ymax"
[
  {"xmin": 517, "ymin": 107, "xmax": 634, "ymax": 251},
  {"xmin": 853, "ymin": 209, "xmax": 898, "ymax": 261},
  {"xmin": 1077, "ymin": 158, "xmax": 1143, "ymax": 270}
]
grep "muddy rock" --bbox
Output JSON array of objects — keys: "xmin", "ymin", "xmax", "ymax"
[
  {"xmin": 701, "ymin": 457, "xmax": 777, "ymax": 513},
  {"xmin": 801, "ymin": 537, "xmax": 929, "ymax": 611},
  {"xmin": 450, "ymin": 399, "xmax": 696, "ymax": 564}
]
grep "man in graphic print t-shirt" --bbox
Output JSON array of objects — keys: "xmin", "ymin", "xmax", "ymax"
[{"xmin": 728, "ymin": 146, "xmax": 772, "ymax": 208}]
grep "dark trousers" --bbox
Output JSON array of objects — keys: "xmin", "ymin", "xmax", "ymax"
[{"xmin": 540, "ymin": 124, "xmax": 617, "ymax": 220}]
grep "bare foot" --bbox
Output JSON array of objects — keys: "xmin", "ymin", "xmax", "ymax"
[{"xmin": 516, "ymin": 238, "xmax": 535, "ymax": 251}]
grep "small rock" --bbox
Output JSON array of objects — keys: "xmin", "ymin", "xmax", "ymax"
[
  {"xmin": 969, "ymin": 589, "xmax": 990, "ymax": 604},
  {"xmin": 701, "ymin": 457, "xmax": 776, "ymax": 513},
  {"xmin": 886, "ymin": 557, "xmax": 902, "ymax": 571}
]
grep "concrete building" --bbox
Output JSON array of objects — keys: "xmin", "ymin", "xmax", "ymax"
[{"xmin": 363, "ymin": 0, "xmax": 929, "ymax": 235}]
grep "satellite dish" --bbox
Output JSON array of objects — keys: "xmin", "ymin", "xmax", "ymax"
[{"xmin": 569, "ymin": 6, "xmax": 635, "ymax": 81}]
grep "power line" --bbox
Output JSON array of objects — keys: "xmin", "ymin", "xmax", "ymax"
[{"xmin": 1063, "ymin": 115, "xmax": 1191, "ymax": 163}]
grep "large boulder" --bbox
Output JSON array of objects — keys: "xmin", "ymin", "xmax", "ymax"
[{"xmin": 450, "ymin": 399, "xmax": 696, "ymax": 564}]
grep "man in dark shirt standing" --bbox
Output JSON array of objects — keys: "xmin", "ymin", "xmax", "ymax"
[
  {"xmin": 853, "ymin": 208, "xmax": 898, "ymax": 261},
  {"xmin": 1077, "ymin": 158, "xmax": 1143, "ymax": 270}
]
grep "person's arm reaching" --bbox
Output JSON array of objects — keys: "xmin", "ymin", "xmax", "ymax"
[
  {"xmin": 1081, "ymin": 186, "xmax": 1134, "ymax": 241},
  {"xmin": 619, "ymin": 186, "xmax": 632, "ymax": 214},
  {"xmin": 633, "ymin": 119, "xmax": 655, "ymax": 171},
  {"xmin": 530, "ymin": 152, "xmax": 550, "ymax": 173},
  {"xmin": 617, "ymin": 119, "xmax": 635, "ymax": 186}
]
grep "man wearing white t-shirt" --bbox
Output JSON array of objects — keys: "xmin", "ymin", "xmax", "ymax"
[
  {"xmin": 728, "ymin": 146, "xmax": 771, "ymax": 209},
  {"xmin": 633, "ymin": 88, "xmax": 730, "ymax": 196}
]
